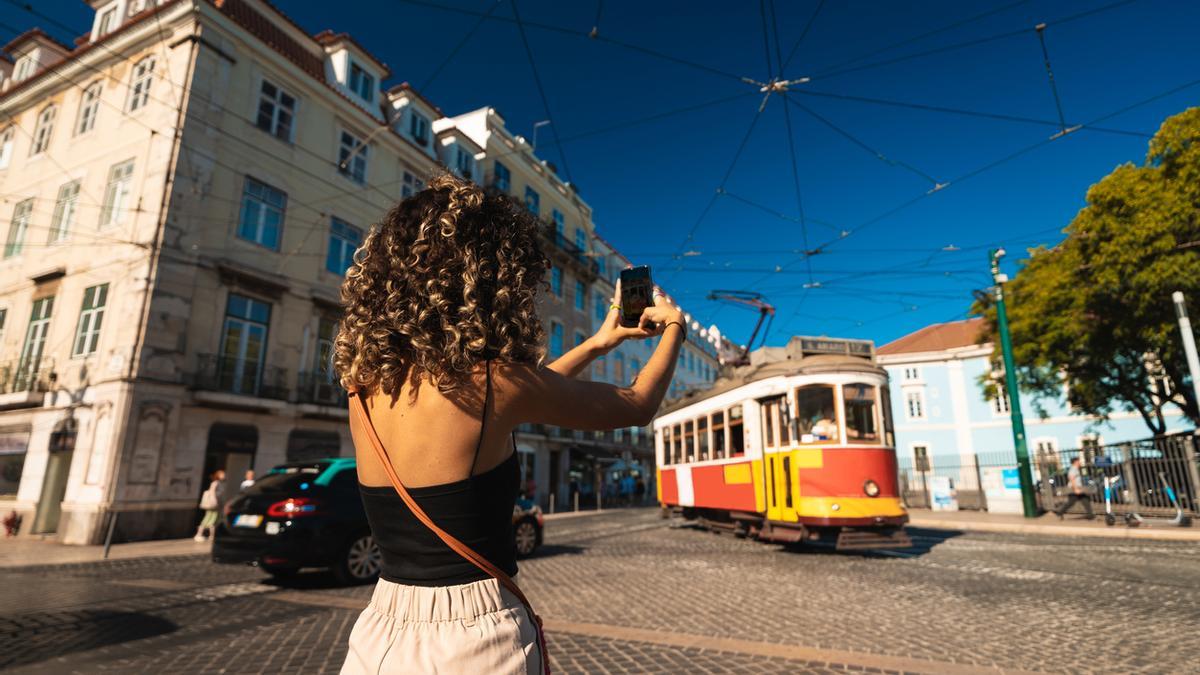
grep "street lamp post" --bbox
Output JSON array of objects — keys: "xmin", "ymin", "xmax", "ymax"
[{"xmin": 990, "ymin": 249, "xmax": 1039, "ymax": 518}]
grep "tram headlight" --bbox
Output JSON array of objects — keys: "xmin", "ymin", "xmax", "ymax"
[{"xmin": 863, "ymin": 480, "xmax": 881, "ymax": 497}]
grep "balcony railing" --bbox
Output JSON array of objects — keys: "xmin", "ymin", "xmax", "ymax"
[
  {"xmin": 296, "ymin": 371, "xmax": 348, "ymax": 407},
  {"xmin": 539, "ymin": 221, "xmax": 599, "ymax": 275},
  {"xmin": 0, "ymin": 357, "xmax": 53, "ymax": 395},
  {"xmin": 190, "ymin": 353, "xmax": 288, "ymax": 401}
]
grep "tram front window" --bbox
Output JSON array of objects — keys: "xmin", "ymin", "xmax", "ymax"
[
  {"xmin": 795, "ymin": 385, "xmax": 838, "ymax": 443},
  {"xmin": 729, "ymin": 405, "xmax": 745, "ymax": 456},
  {"xmin": 712, "ymin": 411, "xmax": 726, "ymax": 459},
  {"xmin": 845, "ymin": 383, "xmax": 879, "ymax": 442}
]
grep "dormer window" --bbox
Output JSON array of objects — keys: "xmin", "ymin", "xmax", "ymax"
[
  {"xmin": 409, "ymin": 112, "xmax": 429, "ymax": 147},
  {"xmin": 348, "ymin": 61, "xmax": 374, "ymax": 103},
  {"xmin": 12, "ymin": 56, "xmax": 34, "ymax": 83},
  {"xmin": 97, "ymin": 5, "xmax": 118, "ymax": 36},
  {"xmin": 454, "ymin": 146, "xmax": 474, "ymax": 180}
]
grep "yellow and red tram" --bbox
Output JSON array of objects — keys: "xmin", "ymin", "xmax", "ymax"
[{"xmin": 654, "ymin": 337, "xmax": 911, "ymax": 550}]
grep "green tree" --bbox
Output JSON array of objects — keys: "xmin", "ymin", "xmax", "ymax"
[{"xmin": 976, "ymin": 107, "xmax": 1200, "ymax": 435}]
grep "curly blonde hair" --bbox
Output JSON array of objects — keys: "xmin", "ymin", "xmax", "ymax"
[{"xmin": 334, "ymin": 174, "xmax": 547, "ymax": 396}]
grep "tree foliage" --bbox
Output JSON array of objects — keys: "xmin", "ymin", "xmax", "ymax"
[{"xmin": 975, "ymin": 107, "xmax": 1200, "ymax": 435}]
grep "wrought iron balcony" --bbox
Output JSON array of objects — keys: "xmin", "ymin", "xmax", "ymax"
[
  {"xmin": 190, "ymin": 353, "xmax": 288, "ymax": 401},
  {"xmin": 0, "ymin": 357, "xmax": 53, "ymax": 395},
  {"xmin": 296, "ymin": 371, "xmax": 348, "ymax": 407}
]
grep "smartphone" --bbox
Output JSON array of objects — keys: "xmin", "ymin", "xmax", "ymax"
[{"xmin": 619, "ymin": 266, "xmax": 654, "ymax": 328}]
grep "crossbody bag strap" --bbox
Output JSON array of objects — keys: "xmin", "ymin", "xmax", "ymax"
[{"xmin": 349, "ymin": 392, "xmax": 550, "ymax": 674}]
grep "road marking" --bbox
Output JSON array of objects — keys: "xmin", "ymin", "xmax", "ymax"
[{"xmin": 543, "ymin": 619, "xmax": 1046, "ymax": 674}]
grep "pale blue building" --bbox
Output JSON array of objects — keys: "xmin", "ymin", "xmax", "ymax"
[{"xmin": 876, "ymin": 318, "xmax": 1192, "ymax": 505}]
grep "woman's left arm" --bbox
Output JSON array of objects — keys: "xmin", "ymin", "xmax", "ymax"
[{"xmin": 546, "ymin": 303, "xmax": 652, "ymax": 379}]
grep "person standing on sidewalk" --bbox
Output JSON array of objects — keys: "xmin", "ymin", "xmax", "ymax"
[
  {"xmin": 1055, "ymin": 457, "xmax": 1095, "ymax": 520},
  {"xmin": 239, "ymin": 469, "xmax": 256, "ymax": 492},
  {"xmin": 194, "ymin": 469, "xmax": 225, "ymax": 541},
  {"xmin": 335, "ymin": 175, "xmax": 685, "ymax": 674}
]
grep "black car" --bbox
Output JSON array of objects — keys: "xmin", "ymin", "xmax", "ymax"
[{"xmin": 213, "ymin": 457, "xmax": 544, "ymax": 585}]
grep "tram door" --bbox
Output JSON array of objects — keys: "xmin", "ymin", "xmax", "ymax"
[{"xmin": 761, "ymin": 396, "xmax": 797, "ymax": 522}]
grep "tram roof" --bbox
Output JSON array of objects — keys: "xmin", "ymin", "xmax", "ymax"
[{"xmin": 658, "ymin": 337, "xmax": 884, "ymax": 415}]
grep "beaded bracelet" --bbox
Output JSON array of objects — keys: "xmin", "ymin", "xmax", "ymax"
[{"xmin": 664, "ymin": 320, "xmax": 687, "ymax": 343}]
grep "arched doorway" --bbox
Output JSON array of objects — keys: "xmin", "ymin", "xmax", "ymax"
[
  {"xmin": 201, "ymin": 423, "xmax": 257, "ymax": 507},
  {"xmin": 32, "ymin": 416, "xmax": 77, "ymax": 534}
]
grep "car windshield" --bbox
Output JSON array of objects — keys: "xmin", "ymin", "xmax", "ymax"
[{"xmin": 251, "ymin": 464, "xmax": 329, "ymax": 493}]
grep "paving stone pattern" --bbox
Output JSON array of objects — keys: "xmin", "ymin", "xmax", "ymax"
[{"xmin": 1, "ymin": 508, "xmax": 1198, "ymax": 673}]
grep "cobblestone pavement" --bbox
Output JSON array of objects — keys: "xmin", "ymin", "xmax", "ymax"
[{"xmin": 2, "ymin": 508, "xmax": 1198, "ymax": 673}]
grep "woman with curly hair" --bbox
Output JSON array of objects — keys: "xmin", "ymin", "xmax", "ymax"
[{"xmin": 337, "ymin": 174, "xmax": 685, "ymax": 674}]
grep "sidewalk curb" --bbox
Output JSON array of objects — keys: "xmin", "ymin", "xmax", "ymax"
[
  {"xmin": 544, "ymin": 507, "xmax": 652, "ymax": 521},
  {"xmin": 908, "ymin": 517, "xmax": 1200, "ymax": 542}
]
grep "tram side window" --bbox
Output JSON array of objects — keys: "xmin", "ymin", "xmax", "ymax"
[
  {"xmin": 777, "ymin": 398, "xmax": 791, "ymax": 446},
  {"xmin": 672, "ymin": 423, "xmax": 683, "ymax": 464},
  {"xmin": 881, "ymin": 385, "xmax": 895, "ymax": 446},
  {"xmin": 845, "ymin": 383, "xmax": 879, "ymax": 443},
  {"xmin": 729, "ymin": 405, "xmax": 745, "ymax": 456},
  {"xmin": 661, "ymin": 427, "xmax": 672, "ymax": 465},
  {"xmin": 762, "ymin": 400, "xmax": 775, "ymax": 447},
  {"xmin": 684, "ymin": 420, "xmax": 695, "ymax": 462},
  {"xmin": 698, "ymin": 416, "xmax": 709, "ymax": 461},
  {"xmin": 712, "ymin": 411, "xmax": 726, "ymax": 459},
  {"xmin": 795, "ymin": 385, "xmax": 838, "ymax": 443}
]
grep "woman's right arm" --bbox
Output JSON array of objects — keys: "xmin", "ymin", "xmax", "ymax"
[{"xmin": 507, "ymin": 297, "xmax": 685, "ymax": 429}]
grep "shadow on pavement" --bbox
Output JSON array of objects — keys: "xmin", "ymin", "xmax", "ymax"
[
  {"xmin": 771, "ymin": 526, "xmax": 963, "ymax": 559},
  {"xmin": 0, "ymin": 610, "xmax": 178, "ymax": 670},
  {"xmin": 524, "ymin": 544, "xmax": 586, "ymax": 559}
]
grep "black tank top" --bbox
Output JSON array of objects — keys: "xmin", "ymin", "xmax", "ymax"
[{"xmin": 358, "ymin": 362, "xmax": 521, "ymax": 586}]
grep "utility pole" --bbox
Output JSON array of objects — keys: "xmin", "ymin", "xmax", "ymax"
[
  {"xmin": 1173, "ymin": 291, "xmax": 1200, "ymax": 416},
  {"xmin": 990, "ymin": 249, "xmax": 1039, "ymax": 517}
]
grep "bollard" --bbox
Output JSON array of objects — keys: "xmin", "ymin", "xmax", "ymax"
[
  {"xmin": 549, "ymin": 492, "xmax": 555, "ymax": 514},
  {"xmin": 597, "ymin": 489, "xmax": 602, "ymax": 512},
  {"xmin": 573, "ymin": 492, "xmax": 579, "ymax": 512},
  {"xmin": 102, "ymin": 511, "xmax": 118, "ymax": 559}
]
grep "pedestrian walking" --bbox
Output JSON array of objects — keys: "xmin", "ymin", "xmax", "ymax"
[
  {"xmin": 334, "ymin": 174, "xmax": 686, "ymax": 675},
  {"xmin": 194, "ymin": 469, "xmax": 225, "ymax": 541},
  {"xmin": 635, "ymin": 476, "xmax": 646, "ymax": 505},
  {"xmin": 1055, "ymin": 457, "xmax": 1095, "ymax": 520},
  {"xmin": 240, "ymin": 469, "xmax": 256, "ymax": 491}
]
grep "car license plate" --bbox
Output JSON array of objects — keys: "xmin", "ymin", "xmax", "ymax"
[
  {"xmin": 233, "ymin": 514, "xmax": 262, "ymax": 528},
  {"xmin": 265, "ymin": 521, "xmax": 281, "ymax": 535}
]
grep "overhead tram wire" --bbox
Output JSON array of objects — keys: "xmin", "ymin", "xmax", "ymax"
[
  {"xmin": 768, "ymin": 0, "xmax": 814, "ymax": 284},
  {"xmin": 779, "ymin": 0, "xmax": 826, "ymax": 75},
  {"xmin": 805, "ymin": 0, "xmax": 1141, "ymax": 82},
  {"xmin": 419, "ymin": 0, "xmax": 505, "ymax": 93},
  {"xmin": 510, "ymin": 0, "xmax": 573, "ymax": 185},
  {"xmin": 1035, "ymin": 23, "xmax": 1072, "ymax": 136},
  {"xmin": 391, "ymin": 0, "xmax": 748, "ymax": 84}
]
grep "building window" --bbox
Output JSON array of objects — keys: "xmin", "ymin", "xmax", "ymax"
[
  {"xmin": 614, "ymin": 352, "xmax": 625, "ymax": 384},
  {"xmin": 0, "ymin": 128, "xmax": 12, "ymax": 169},
  {"xmin": 30, "ymin": 106, "xmax": 56, "ymax": 156},
  {"xmin": 326, "ymin": 217, "xmax": 362, "ymax": 275},
  {"xmin": 525, "ymin": 186, "xmax": 540, "ymax": 216},
  {"xmin": 594, "ymin": 354, "xmax": 606, "ymax": 380},
  {"xmin": 574, "ymin": 330, "xmax": 587, "ymax": 348},
  {"xmin": 72, "ymin": 283, "xmax": 109, "ymax": 357},
  {"xmin": 402, "ymin": 170, "xmax": 425, "ymax": 198},
  {"xmin": 49, "ymin": 180, "xmax": 81, "ymax": 242},
  {"xmin": 127, "ymin": 57, "xmax": 154, "ymax": 112},
  {"xmin": 349, "ymin": 61, "xmax": 375, "ymax": 103},
  {"xmin": 18, "ymin": 296, "xmax": 54, "ymax": 389},
  {"xmin": 903, "ymin": 366, "xmax": 920, "ymax": 381},
  {"xmin": 597, "ymin": 255, "xmax": 606, "ymax": 278},
  {"xmin": 549, "ymin": 321, "xmax": 564, "ymax": 357},
  {"xmin": 912, "ymin": 445, "xmax": 930, "ymax": 472},
  {"xmin": 493, "ymin": 161, "xmax": 510, "ymax": 191},
  {"xmin": 255, "ymin": 79, "xmax": 296, "ymax": 142},
  {"xmin": 0, "ymin": 308, "xmax": 6, "ymax": 345},
  {"xmin": 550, "ymin": 266, "xmax": 562, "ymax": 297},
  {"xmin": 990, "ymin": 383, "xmax": 1011, "ymax": 415},
  {"xmin": 574, "ymin": 280, "xmax": 585, "ymax": 312},
  {"xmin": 100, "ymin": 159, "xmax": 135, "ymax": 227},
  {"xmin": 96, "ymin": 5, "xmax": 118, "ymax": 36},
  {"xmin": 76, "ymin": 82, "xmax": 102, "ymax": 135},
  {"xmin": 454, "ymin": 146, "xmax": 474, "ymax": 180},
  {"xmin": 905, "ymin": 390, "xmax": 926, "ymax": 420},
  {"xmin": 12, "ymin": 56, "xmax": 34, "ymax": 83},
  {"xmin": 630, "ymin": 358, "xmax": 640, "ymax": 380},
  {"xmin": 594, "ymin": 291, "xmax": 607, "ymax": 322},
  {"xmin": 315, "ymin": 316, "xmax": 337, "ymax": 382},
  {"xmin": 574, "ymin": 227, "xmax": 586, "ymax": 256},
  {"xmin": 409, "ymin": 111, "xmax": 430, "ymax": 146},
  {"xmin": 550, "ymin": 210, "xmax": 565, "ymax": 245},
  {"xmin": 4, "ymin": 198, "xmax": 33, "ymax": 258},
  {"xmin": 238, "ymin": 177, "xmax": 286, "ymax": 250},
  {"xmin": 338, "ymin": 130, "xmax": 368, "ymax": 184},
  {"xmin": 219, "ymin": 294, "xmax": 271, "ymax": 395}
]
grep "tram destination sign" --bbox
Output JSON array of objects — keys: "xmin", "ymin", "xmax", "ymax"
[{"xmin": 792, "ymin": 336, "xmax": 875, "ymax": 358}]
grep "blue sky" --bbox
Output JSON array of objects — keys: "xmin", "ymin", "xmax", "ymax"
[{"xmin": 10, "ymin": 0, "xmax": 1199, "ymax": 348}]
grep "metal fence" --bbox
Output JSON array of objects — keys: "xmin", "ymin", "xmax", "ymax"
[{"xmin": 898, "ymin": 431, "xmax": 1200, "ymax": 518}]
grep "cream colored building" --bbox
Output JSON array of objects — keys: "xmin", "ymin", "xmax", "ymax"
[{"xmin": 0, "ymin": 0, "xmax": 727, "ymax": 542}]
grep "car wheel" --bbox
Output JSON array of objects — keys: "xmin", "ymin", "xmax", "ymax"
[
  {"xmin": 514, "ymin": 518, "xmax": 539, "ymax": 558},
  {"xmin": 334, "ymin": 533, "xmax": 382, "ymax": 585}
]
